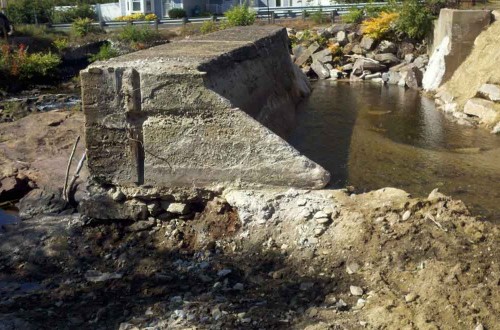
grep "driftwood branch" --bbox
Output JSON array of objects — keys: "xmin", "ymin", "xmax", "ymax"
[
  {"xmin": 63, "ymin": 136, "xmax": 80, "ymax": 201},
  {"xmin": 66, "ymin": 151, "xmax": 86, "ymax": 201}
]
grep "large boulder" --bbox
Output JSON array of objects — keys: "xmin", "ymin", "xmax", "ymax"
[
  {"xmin": 477, "ymin": 84, "xmax": 500, "ymax": 102},
  {"xmin": 311, "ymin": 61, "xmax": 330, "ymax": 79},
  {"xmin": 360, "ymin": 36, "xmax": 375, "ymax": 50},
  {"xmin": 463, "ymin": 98, "xmax": 499, "ymax": 125}
]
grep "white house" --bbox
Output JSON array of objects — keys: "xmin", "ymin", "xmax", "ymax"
[{"xmin": 118, "ymin": 0, "xmax": 210, "ymax": 17}]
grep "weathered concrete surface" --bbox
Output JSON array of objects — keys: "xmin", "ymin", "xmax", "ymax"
[
  {"xmin": 434, "ymin": 11, "xmax": 500, "ymax": 131},
  {"xmin": 424, "ymin": 9, "xmax": 491, "ymax": 91},
  {"xmin": 81, "ymin": 26, "xmax": 329, "ymax": 191}
]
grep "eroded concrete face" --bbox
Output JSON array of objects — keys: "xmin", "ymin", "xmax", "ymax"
[{"xmin": 81, "ymin": 26, "xmax": 329, "ymax": 191}]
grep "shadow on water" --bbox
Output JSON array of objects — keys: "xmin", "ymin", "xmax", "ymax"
[{"xmin": 289, "ymin": 80, "xmax": 500, "ymax": 222}]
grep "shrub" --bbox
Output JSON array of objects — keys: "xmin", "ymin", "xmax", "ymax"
[
  {"xmin": 71, "ymin": 18, "xmax": 95, "ymax": 37},
  {"xmin": 200, "ymin": 20, "xmax": 219, "ymax": 34},
  {"xmin": 89, "ymin": 43, "xmax": 119, "ymax": 62},
  {"xmin": 144, "ymin": 13, "xmax": 158, "ymax": 21},
  {"xmin": 394, "ymin": 0, "xmax": 434, "ymax": 40},
  {"xmin": 51, "ymin": 4, "xmax": 96, "ymax": 24},
  {"xmin": 224, "ymin": 4, "xmax": 256, "ymax": 26},
  {"xmin": 6, "ymin": 0, "xmax": 53, "ymax": 24},
  {"xmin": 0, "ymin": 44, "xmax": 60, "ymax": 80},
  {"xmin": 362, "ymin": 11, "xmax": 399, "ymax": 40},
  {"xmin": 168, "ymin": 8, "xmax": 187, "ymax": 19},
  {"xmin": 115, "ymin": 13, "xmax": 147, "ymax": 21},
  {"xmin": 343, "ymin": 7, "xmax": 364, "ymax": 24},
  {"xmin": 53, "ymin": 38, "xmax": 69, "ymax": 53},
  {"xmin": 118, "ymin": 25, "xmax": 160, "ymax": 46}
]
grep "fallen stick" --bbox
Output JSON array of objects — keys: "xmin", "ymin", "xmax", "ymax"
[
  {"xmin": 425, "ymin": 213, "xmax": 447, "ymax": 232},
  {"xmin": 66, "ymin": 151, "xmax": 86, "ymax": 201},
  {"xmin": 63, "ymin": 136, "xmax": 80, "ymax": 201}
]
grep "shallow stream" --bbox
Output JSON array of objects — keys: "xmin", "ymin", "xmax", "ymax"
[{"xmin": 289, "ymin": 81, "xmax": 500, "ymax": 222}]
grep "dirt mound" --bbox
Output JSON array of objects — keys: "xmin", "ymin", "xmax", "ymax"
[{"xmin": 0, "ymin": 187, "xmax": 498, "ymax": 329}]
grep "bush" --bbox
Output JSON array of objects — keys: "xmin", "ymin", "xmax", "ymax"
[
  {"xmin": 224, "ymin": 4, "xmax": 256, "ymax": 27},
  {"xmin": 200, "ymin": 20, "xmax": 219, "ymax": 34},
  {"xmin": 51, "ymin": 4, "xmax": 96, "ymax": 24},
  {"xmin": 71, "ymin": 17, "xmax": 95, "ymax": 37},
  {"xmin": 6, "ymin": 0, "xmax": 53, "ymax": 24},
  {"xmin": 168, "ymin": 8, "xmax": 187, "ymax": 19},
  {"xmin": 0, "ymin": 44, "xmax": 60, "ymax": 81},
  {"xmin": 118, "ymin": 25, "xmax": 160, "ymax": 46},
  {"xmin": 115, "ymin": 13, "xmax": 157, "ymax": 21},
  {"xmin": 53, "ymin": 38, "xmax": 69, "ymax": 53},
  {"xmin": 362, "ymin": 12, "xmax": 399, "ymax": 40},
  {"xmin": 394, "ymin": 0, "xmax": 434, "ymax": 40},
  {"xmin": 89, "ymin": 43, "xmax": 119, "ymax": 62},
  {"xmin": 343, "ymin": 7, "xmax": 364, "ymax": 24}
]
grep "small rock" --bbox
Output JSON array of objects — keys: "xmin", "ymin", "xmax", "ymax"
[
  {"xmin": 350, "ymin": 285, "xmax": 364, "ymax": 296},
  {"xmin": 404, "ymin": 53, "xmax": 415, "ymax": 63},
  {"xmin": 167, "ymin": 203, "xmax": 190, "ymax": 215},
  {"xmin": 111, "ymin": 190, "xmax": 125, "ymax": 202},
  {"xmin": 335, "ymin": 299, "xmax": 348, "ymax": 311},
  {"xmin": 346, "ymin": 262, "xmax": 360, "ymax": 274},
  {"xmin": 405, "ymin": 292, "xmax": 418, "ymax": 302},
  {"xmin": 360, "ymin": 36, "xmax": 375, "ymax": 50},
  {"xmin": 474, "ymin": 324, "xmax": 484, "ymax": 330},
  {"xmin": 217, "ymin": 269, "xmax": 232, "ymax": 277},
  {"xmin": 477, "ymin": 83, "xmax": 500, "ymax": 102},
  {"xmin": 300, "ymin": 282, "xmax": 314, "ymax": 291},
  {"xmin": 233, "ymin": 283, "xmax": 244, "ymax": 291},
  {"xmin": 401, "ymin": 210, "xmax": 411, "ymax": 221}
]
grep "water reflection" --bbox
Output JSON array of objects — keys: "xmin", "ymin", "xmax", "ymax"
[{"xmin": 289, "ymin": 80, "xmax": 500, "ymax": 222}]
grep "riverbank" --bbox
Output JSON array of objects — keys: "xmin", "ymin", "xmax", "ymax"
[{"xmin": 0, "ymin": 184, "xmax": 498, "ymax": 329}]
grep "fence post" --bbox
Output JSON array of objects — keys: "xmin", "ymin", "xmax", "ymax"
[
  {"xmin": 302, "ymin": 10, "xmax": 306, "ymax": 21},
  {"xmin": 182, "ymin": 16, "xmax": 188, "ymax": 26},
  {"xmin": 212, "ymin": 13, "xmax": 217, "ymax": 22},
  {"xmin": 271, "ymin": 11, "xmax": 275, "ymax": 24},
  {"xmin": 154, "ymin": 18, "xmax": 159, "ymax": 31}
]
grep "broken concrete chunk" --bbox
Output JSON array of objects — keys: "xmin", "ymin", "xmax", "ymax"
[
  {"xmin": 311, "ymin": 48, "xmax": 333, "ymax": 64},
  {"xmin": 360, "ymin": 36, "xmax": 375, "ymax": 50},
  {"xmin": 464, "ymin": 98, "xmax": 499, "ymax": 124},
  {"xmin": 167, "ymin": 203, "xmax": 190, "ymax": 215},
  {"xmin": 477, "ymin": 84, "xmax": 500, "ymax": 102},
  {"xmin": 311, "ymin": 61, "xmax": 331, "ymax": 79},
  {"xmin": 295, "ymin": 42, "xmax": 320, "ymax": 67}
]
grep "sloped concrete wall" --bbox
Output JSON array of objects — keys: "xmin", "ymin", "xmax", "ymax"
[
  {"xmin": 424, "ymin": 9, "xmax": 491, "ymax": 91},
  {"xmin": 81, "ymin": 26, "xmax": 330, "ymax": 191}
]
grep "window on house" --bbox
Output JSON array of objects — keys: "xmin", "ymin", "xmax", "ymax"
[
  {"xmin": 276, "ymin": 0, "xmax": 281, "ymax": 6},
  {"xmin": 132, "ymin": 0, "xmax": 141, "ymax": 11},
  {"xmin": 145, "ymin": 0, "xmax": 152, "ymax": 12}
]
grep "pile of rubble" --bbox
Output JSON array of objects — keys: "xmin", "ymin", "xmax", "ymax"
[{"xmin": 288, "ymin": 24, "xmax": 429, "ymax": 89}]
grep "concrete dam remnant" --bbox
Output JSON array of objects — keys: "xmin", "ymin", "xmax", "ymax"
[{"xmin": 81, "ymin": 26, "xmax": 330, "ymax": 214}]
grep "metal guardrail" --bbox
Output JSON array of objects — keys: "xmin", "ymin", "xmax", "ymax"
[{"xmin": 48, "ymin": 2, "xmax": 388, "ymax": 30}]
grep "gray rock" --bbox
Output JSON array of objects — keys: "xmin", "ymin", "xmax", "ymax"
[
  {"xmin": 311, "ymin": 61, "xmax": 331, "ymax": 79},
  {"xmin": 300, "ymin": 282, "xmax": 314, "ymax": 291},
  {"xmin": 352, "ymin": 44, "xmax": 364, "ymax": 55},
  {"xmin": 18, "ymin": 189, "xmax": 68, "ymax": 219},
  {"xmin": 376, "ymin": 40, "xmax": 397, "ymax": 54},
  {"xmin": 127, "ymin": 219, "xmax": 155, "ymax": 232},
  {"xmin": 353, "ymin": 58, "xmax": 386, "ymax": 74},
  {"xmin": 167, "ymin": 202, "xmax": 190, "ymax": 215},
  {"xmin": 350, "ymin": 285, "xmax": 364, "ymax": 296},
  {"xmin": 400, "ymin": 65, "xmax": 424, "ymax": 89},
  {"xmin": 360, "ymin": 36, "xmax": 375, "ymax": 50},
  {"xmin": 381, "ymin": 72, "xmax": 390, "ymax": 82},
  {"xmin": 292, "ymin": 44, "xmax": 306, "ymax": 57},
  {"xmin": 491, "ymin": 121, "xmax": 500, "ymax": 134},
  {"xmin": 373, "ymin": 53, "xmax": 400, "ymax": 66},
  {"xmin": 233, "ymin": 283, "xmax": 244, "ymax": 290},
  {"xmin": 111, "ymin": 190, "xmax": 125, "ymax": 202},
  {"xmin": 347, "ymin": 32, "xmax": 357, "ymax": 43},
  {"xmin": 401, "ymin": 210, "xmax": 411, "ymax": 221},
  {"xmin": 79, "ymin": 195, "xmax": 148, "ymax": 220},
  {"xmin": 464, "ymin": 98, "xmax": 499, "ymax": 124},
  {"xmin": 413, "ymin": 54, "xmax": 429, "ymax": 69},
  {"xmin": 311, "ymin": 48, "xmax": 333, "ymax": 64},
  {"xmin": 342, "ymin": 63, "xmax": 354, "ymax": 71},
  {"xmin": 336, "ymin": 31, "xmax": 348, "ymax": 46},
  {"xmin": 346, "ymin": 262, "xmax": 360, "ymax": 274},
  {"xmin": 477, "ymin": 83, "xmax": 500, "ymax": 102},
  {"xmin": 388, "ymin": 71, "xmax": 401, "ymax": 85},
  {"xmin": 295, "ymin": 42, "xmax": 320, "ymax": 67},
  {"xmin": 217, "ymin": 269, "xmax": 232, "ymax": 277},
  {"xmin": 404, "ymin": 53, "xmax": 415, "ymax": 63},
  {"xmin": 404, "ymin": 292, "xmax": 418, "ymax": 302}
]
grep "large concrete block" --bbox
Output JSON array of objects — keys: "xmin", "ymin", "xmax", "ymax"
[{"xmin": 81, "ymin": 26, "xmax": 329, "ymax": 191}]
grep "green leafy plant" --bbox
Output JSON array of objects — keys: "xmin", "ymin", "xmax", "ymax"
[
  {"xmin": 394, "ymin": 0, "xmax": 434, "ymax": 40},
  {"xmin": 343, "ymin": 7, "xmax": 364, "ymax": 24},
  {"xmin": 199, "ymin": 20, "xmax": 219, "ymax": 34},
  {"xmin": 71, "ymin": 17, "xmax": 95, "ymax": 37},
  {"xmin": 89, "ymin": 43, "xmax": 119, "ymax": 62},
  {"xmin": 0, "ymin": 43, "xmax": 60, "ymax": 81},
  {"xmin": 168, "ymin": 8, "xmax": 187, "ymax": 19},
  {"xmin": 53, "ymin": 38, "xmax": 69, "ymax": 53},
  {"xmin": 362, "ymin": 11, "xmax": 399, "ymax": 40},
  {"xmin": 51, "ymin": 4, "xmax": 96, "ymax": 24},
  {"xmin": 224, "ymin": 4, "xmax": 256, "ymax": 27},
  {"xmin": 118, "ymin": 25, "xmax": 161, "ymax": 48},
  {"xmin": 6, "ymin": 0, "xmax": 53, "ymax": 24}
]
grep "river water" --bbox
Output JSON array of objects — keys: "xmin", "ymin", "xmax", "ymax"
[{"xmin": 289, "ymin": 80, "xmax": 500, "ymax": 222}]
